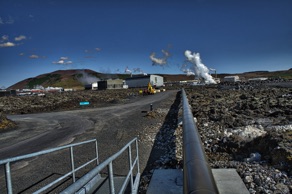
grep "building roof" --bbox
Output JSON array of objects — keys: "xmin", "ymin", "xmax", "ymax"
[{"xmin": 125, "ymin": 74, "xmax": 162, "ymax": 80}]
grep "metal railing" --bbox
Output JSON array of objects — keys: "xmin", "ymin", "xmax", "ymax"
[
  {"xmin": 0, "ymin": 139, "xmax": 99, "ymax": 194},
  {"xmin": 61, "ymin": 137, "xmax": 140, "ymax": 194},
  {"xmin": 181, "ymin": 89, "xmax": 219, "ymax": 194}
]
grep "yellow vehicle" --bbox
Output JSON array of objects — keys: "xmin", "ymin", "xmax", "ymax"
[{"xmin": 143, "ymin": 82, "xmax": 156, "ymax": 95}]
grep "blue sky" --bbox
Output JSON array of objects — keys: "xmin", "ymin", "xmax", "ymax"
[{"xmin": 0, "ymin": 0, "xmax": 291, "ymax": 87}]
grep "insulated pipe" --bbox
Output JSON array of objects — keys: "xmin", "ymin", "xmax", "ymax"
[{"xmin": 181, "ymin": 89, "xmax": 219, "ymax": 194}]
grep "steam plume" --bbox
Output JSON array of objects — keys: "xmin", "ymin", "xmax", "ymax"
[
  {"xmin": 124, "ymin": 67, "xmax": 132, "ymax": 74},
  {"xmin": 77, "ymin": 70, "xmax": 100, "ymax": 84},
  {"xmin": 150, "ymin": 49, "xmax": 171, "ymax": 66},
  {"xmin": 184, "ymin": 50, "xmax": 216, "ymax": 84},
  {"xmin": 133, "ymin": 67, "xmax": 147, "ymax": 75}
]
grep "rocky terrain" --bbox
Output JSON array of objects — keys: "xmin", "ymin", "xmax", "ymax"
[
  {"xmin": 139, "ymin": 81, "xmax": 292, "ymax": 194},
  {"xmin": 0, "ymin": 89, "xmax": 141, "ymax": 116},
  {"xmin": 0, "ymin": 89, "xmax": 143, "ymax": 132},
  {"xmin": 0, "ymin": 112, "xmax": 16, "ymax": 130},
  {"xmin": 1, "ymin": 81, "xmax": 292, "ymax": 193},
  {"xmin": 188, "ymin": 83, "xmax": 292, "ymax": 193}
]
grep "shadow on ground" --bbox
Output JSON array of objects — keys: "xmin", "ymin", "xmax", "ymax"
[{"xmin": 139, "ymin": 91, "xmax": 182, "ymax": 193}]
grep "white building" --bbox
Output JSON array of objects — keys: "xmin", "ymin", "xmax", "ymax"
[
  {"xmin": 45, "ymin": 86, "xmax": 63, "ymax": 92},
  {"xmin": 223, "ymin": 75, "xmax": 240, "ymax": 82},
  {"xmin": 248, "ymin": 77, "xmax": 268, "ymax": 82},
  {"xmin": 92, "ymin": 82, "xmax": 98, "ymax": 90},
  {"xmin": 125, "ymin": 75, "xmax": 164, "ymax": 88}
]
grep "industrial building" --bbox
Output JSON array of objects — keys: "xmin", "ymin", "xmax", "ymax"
[
  {"xmin": 97, "ymin": 79, "xmax": 124, "ymax": 90},
  {"xmin": 223, "ymin": 75, "xmax": 240, "ymax": 82},
  {"xmin": 248, "ymin": 77, "xmax": 268, "ymax": 82},
  {"xmin": 125, "ymin": 75, "xmax": 164, "ymax": 88},
  {"xmin": 0, "ymin": 90, "xmax": 16, "ymax": 97}
]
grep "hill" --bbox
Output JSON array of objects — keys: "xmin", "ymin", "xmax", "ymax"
[
  {"xmin": 7, "ymin": 69, "xmax": 196, "ymax": 90},
  {"xmin": 7, "ymin": 69, "xmax": 292, "ymax": 90},
  {"xmin": 8, "ymin": 69, "xmax": 124, "ymax": 90},
  {"xmin": 217, "ymin": 69, "xmax": 292, "ymax": 81}
]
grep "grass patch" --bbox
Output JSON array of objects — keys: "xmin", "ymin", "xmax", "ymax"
[{"xmin": 27, "ymin": 74, "xmax": 61, "ymax": 88}]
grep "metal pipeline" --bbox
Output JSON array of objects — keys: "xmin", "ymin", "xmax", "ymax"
[{"xmin": 182, "ymin": 89, "xmax": 219, "ymax": 194}]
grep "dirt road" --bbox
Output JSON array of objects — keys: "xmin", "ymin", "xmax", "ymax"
[{"xmin": 0, "ymin": 90, "xmax": 179, "ymax": 193}]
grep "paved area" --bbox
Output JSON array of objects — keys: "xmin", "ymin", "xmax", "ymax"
[
  {"xmin": 147, "ymin": 169, "xmax": 249, "ymax": 194},
  {"xmin": 0, "ymin": 91, "xmax": 178, "ymax": 193}
]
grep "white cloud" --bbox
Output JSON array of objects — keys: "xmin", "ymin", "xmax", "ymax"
[
  {"xmin": 6, "ymin": 16, "xmax": 14, "ymax": 24},
  {"xmin": 52, "ymin": 57, "xmax": 73, "ymax": 65},
  {"xmin": 85, "ymin": 48, "xmax": 101, "ymax": 53},
  {"xmin": 0, "ymin": 17, "xmax": 4, "ymax": 25},
  {"xmin": 0, "ymin": 42, "xmax": 15, "ymax": 47},
  {"xmin": 0, "ymin": 16, "xmax": 14, "ymax": 25},
  {"xmin": 29, "ymin": 54, "xmax": 39, "ymax": 59},
  {"xmin": 15, "ymin": 35, "xmax": 26, "ymax": 41},
  {"xmin": 60, "ymin": 56, "xmax": 68, "ymax": 60},
  {"xmin": 55, "ymin": 60, "xmax": 65, "ymax": 64},
  {"xmin": 1, "ymin": 35, "xmax": 9, "ymax": 41}
]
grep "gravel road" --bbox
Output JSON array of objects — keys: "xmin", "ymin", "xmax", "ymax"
[{"xmin": 0, "ymin": 90, "xmax": 179, "ymax": 193}]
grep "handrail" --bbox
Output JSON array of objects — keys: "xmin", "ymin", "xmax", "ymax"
[
  {"xmin": 181, "ymin": 89, "xmax": 219, "ymax": 194},
  {"xmin": 0, "ymin": 139, "xmax": 98, "ymax": 194},
  {"xmin": 0, "ymin": 139, "xmax": 97, "ymax": 165},
  {"xmin": 61, "ymin": 137, "xmax": 140, "ymax": 194}
]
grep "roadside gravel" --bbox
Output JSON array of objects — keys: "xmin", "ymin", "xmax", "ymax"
[{"xmin": 1, "ymin": 83, "xmax": 291, "ymax": 194}]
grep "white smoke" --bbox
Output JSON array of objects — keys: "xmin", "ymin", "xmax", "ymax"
[
  {"xmin": 183, "ymin": 68, "xmax": 195, "ymax": 76},
  {"xmin": 184, "ymin": 50, "xmax": 216, "ymax": 84},
  {"xmin": 133, "ymin": 67, "xmax": 147, "ymax": 75},
  {"xmin": 150, "ymin": 52, "xmax": 166, "ymax": 65},
  {"xmin": 150, "ymin": 49, "xmax": 171, "ymax": 66},
  {"xmin": 180, "ymin": 63, "xmax": 195, "ymax": 76},
  {"xmin": 124, "ymin": 66, "xmax": 132, "ymax": 74},
  {"xmin": 77, "ymin": 70, "xmax": 100, "ymax": 84}
]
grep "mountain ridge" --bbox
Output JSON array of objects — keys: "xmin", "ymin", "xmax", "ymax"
[{"xmin": 8, "ymin": 68, "xmax": 292, "ymax": 90}]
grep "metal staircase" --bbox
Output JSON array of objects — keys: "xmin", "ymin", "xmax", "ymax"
[{"xmin": 0, "ymin": 138, "xmax": 140, "ymax": 194}]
